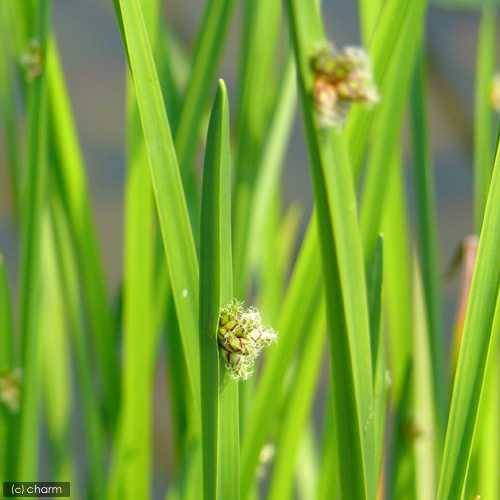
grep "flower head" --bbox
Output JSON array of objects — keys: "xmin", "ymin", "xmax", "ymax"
[
  {"xmin": 310, "ymin": 43, "xmax": 379, "ymax": 128},
  {"xmin": 0, "ymin": 368, "xmax": 22, "ymax": 413},
  {"xmin": 218, "ymin": 301, "xmax": 277, "ymax": 380},
  {"xmin": 20, "ymin": 39, "xmax": 43, "ymax": 82}
]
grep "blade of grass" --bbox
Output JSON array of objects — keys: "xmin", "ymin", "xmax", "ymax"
[
  {"xmin": 285, "ymin": 2, "xmax": 375, "ymax": 498},
  {"xmin": 235, "ymin": 0, "xmax": 281, "ymax": 158},
  {"xmin": 474, "ymin": 6, "xmax": 496, "ymax": 231},
  {"xmin": 0, "ymin": 2, "xmax": 21, "ymax": 217},
  {"xmin": 163, "ymin": 296, "xmax": 192, "ymax": 476},
  {"xmin": 296, "ymin": 427, "xmax": 319, "ymax": 500},
  {"xmin": 358, "ymin": 0, "xmax": 382, "ymax": 43},
  {"xmin": 472, "ymin": 11, "xmax": 498, "ymax": 497},
  {"xmin": 257, "ymin": 194, "xmax": 282, "ymax": 322},
  {"xmin": 148, "ymin": 23, "xmax": 218, "ymax": 493},
  {"xmin": 239, "ymin": 8, "xmax": 433, "ymax": 485},
  {"xmin": 381, "ymin": 151, "xmax": 414, "ymax": 402},
  {"xmin": 437, "ymin": 138, "xmax": 500, "ymax": 500},
  {"xmin": 241, "ymin": 2, "xmax": 428, "ymax": 483},
  {"xmin": 177, "ymin": 442, "xmax": 203, "ymax": 500},
  {"xmin": 233, "ymin": 0, "xmax": 282, "ymax": 294},
  {"xmin": 108, "ymin": 1, "xmax": 159, "ymax": 496},
  {"xmin": 367, "ymin": 236, "xmax": 384, "ymax": 370},
  {"xmin": 134, "ymin": 6, "xmax": 180, "ymax": 325},
  {"xmin": 145, "ymin": 19, "xmax": 196, "ymax": 479},
  {"xmin": 267, "ymin": 314, "xmax": 325, "ymax": 500},
  {"xmin": 413, "ymin": 262, "xmax": 437, "ymax": 500},
  {"xmin": 259, "ymin": 202, "xmax": 301, "ymax": 324},
  {"xmin": 243, "ymin": 1, "xmax": 427, "ymax": 492},
  {"xmin": 0, "ymin": 257, "xmax": 13, "ymax": 371},
  {"xmin": 237, "ymin": 68, "xmax": 297, "ymax": 435},
  {"xmin": 317, "ymin": 393, "xmax": 340, "ymax": 500},
  {"xmin": 373, "ymin": 334, "xmax": 389, "ymax": 496},
  {"xmin": 147, "ymin": 24, "xmax": 202, "ymax": 473},
  {"xmin": 0, "ymin": 255, "xmax": 15, "ymax": 482},
  {"xmin": 389, "ymin": 365, "xmax": 416, "ymax": 499},
  {"xmin": 49, "ymin": 197, "xmax": 105, "ymax": 497},
  {"xmin": 360, "ymin": 0, "xmax": 425, "ymax": 264},
  {"xmin": 156, "ymin": 29, "xmax": 190, "ymax": 126},
  {"xmin": 347, "ymin": 0, "xmax": 424, "ymax": 175},
  {"xmin": 9, "ymin": 1, "xmax": 119, "ymax": 424},
  {"xmin": 3, "ymin": 1, "xmax": 30, "ymax": 113},
  {"xmin": 111, "ymin": 78, "xmax": 156, "ymax": 499},
  {"xmin": 366, "ymin": 236, "xmax": 388, "ymax": 490},
  {"xmin": 247, "ymin": 59, "xmax": 297, "ymax": 277},
  {"xmin": 199, "ymin": 84, "xmax": 224, "ymax": 500},
  {"xmin": 6, "ymin": 0, "xmax": 30, "ymax": 67},
  {"xmin": 46, "ymin": 37, "xmax": 119, "ymax": 422},
  {"xmin": 240, "ymin": 221, "xmax": 323, "ymax": 495},
  {"xmin": 359, "ymin": 0, "xmax": 411, "ymax": 85},
  {"xmin": 381, "ymin": 150, "xmax": 416, "ymax": 498},
  {"xmin": 18, "ymin": 0, "xmax": 49, "ymax": 369},
  {"xmin": 113, "ymin": 0, "xmax": 201, "ymax": 424},
  {"xmin": 476, "ymin": 298, "xmax": 499, "ymax": 499},
  {"xmin": 411, "ymin": 49, "xmax": 445, "ymax": 431},
  {"xmin": 39, "ymin": 216, "xmax": 73, "ymax": 483},
  {"xmin": 174, "ymin": 0, "xmax": 236, "ymax": 219},
  {"xmin": 240, "ymin": 12, "xmax": 430, "ymax": 485},
  {"xmin": 16, "ymin": 0, "xmax": 51, "ymax": 481},
  {"xmin": 199, "ymin": 81, "xmax": 238, "ymax": 500}
]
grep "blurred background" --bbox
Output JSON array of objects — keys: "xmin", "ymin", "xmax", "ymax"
[{"xmin": 0, "ymin": 0, "xmax": 495, "ymax": 495}]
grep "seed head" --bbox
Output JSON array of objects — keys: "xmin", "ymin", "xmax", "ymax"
[
  {"xmin": 218, "ymin": 301, "xmax": 277, "ymax": 380},
  {"xmin": 310, "ymin": 43, "xmax": 379, "ymax": 128},
  {"xmin": 0, "ymin": 368, "xmax": 22, "ymax": 413},
  {"xmin": 20, "ymin": 39, "xmax": 44, "ymax": 82}
]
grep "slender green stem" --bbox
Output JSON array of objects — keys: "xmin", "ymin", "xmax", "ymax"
[
  {"xmin": 360, "ymin": 0, "xmax": 424, "ymax": 264},
  {"xmin": 285, "ymin": 1, "xmax": 375, "ymax": 497},
  {"xmin": 240, "ymin": 221, "xmax": 322, "ymax": 495},
  {"xmin": 110, "ymin": 81, "xmax": 155, "ymax": 500},
  {"xmin": 474, "ymin": 7, "xmax": 496, "ymax": 231},
  {"xmin": 114, "ymin": 0, "xmax": 201, "ymax": 427},
  {"xmin": 175, "ymin": 0, "xmax": 236, "ymax": 224},
  {"xmin": 233, "ymin": 0, "xmax": 282, "ymax": 295},
  {"xmin": 49, "ymin": 199, "xmax": 105, "ymax": 498},
  {"xmin": 268, "ymin": 315, "xmax": 325, "ymax": 500},
  {"xmin": 0, "ymin": 256, "xmax": 13, "ymax": 371},
  {"xmin": 0, "ymin": 2, "xmax": 21, "ymax": 217},
  {"xmin": 39, "ymin": 216, "xmax": 73, "ymax": 485},
  {"xmin": 413, "ymin": 263, "xmax": 438, "ymax": 500},
  {"xmin": 46, "ymin": 37, "xmax": 119, "ymax": 423},
  {"xmin": 199, "ymin": 81, "xmax": 238, "ymax": 500},
  {"xmin": 0, "ymin": 255, "xmax": 15, "ymax": 482},
  {"xmin": 411, "ymin": 50, "xmax": 445, "ymax": 433},
  {"xmin": 16, "ymin": 0, "xmax": 51, "ymax": 481},
  {"xmin": 437, "ymin": 138, "xmax": 500, "ymax": 500}
]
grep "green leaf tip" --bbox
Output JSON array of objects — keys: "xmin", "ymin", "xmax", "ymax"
[
  {"xmin": 311, "ymin": 43, "xmax": 379, "ymax": 128},
  {"xmin": 218, "ymin": 78, "xmax": 227, "ymax": 93},
  {"xmin": 218, "ymin": 300, "xmax": 278, "ymax": 380}
]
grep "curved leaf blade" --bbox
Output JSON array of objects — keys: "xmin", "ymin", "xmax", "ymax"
[{"xmin": 437, "ymin": 139, "xmax": 500, "ymax": 500}]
